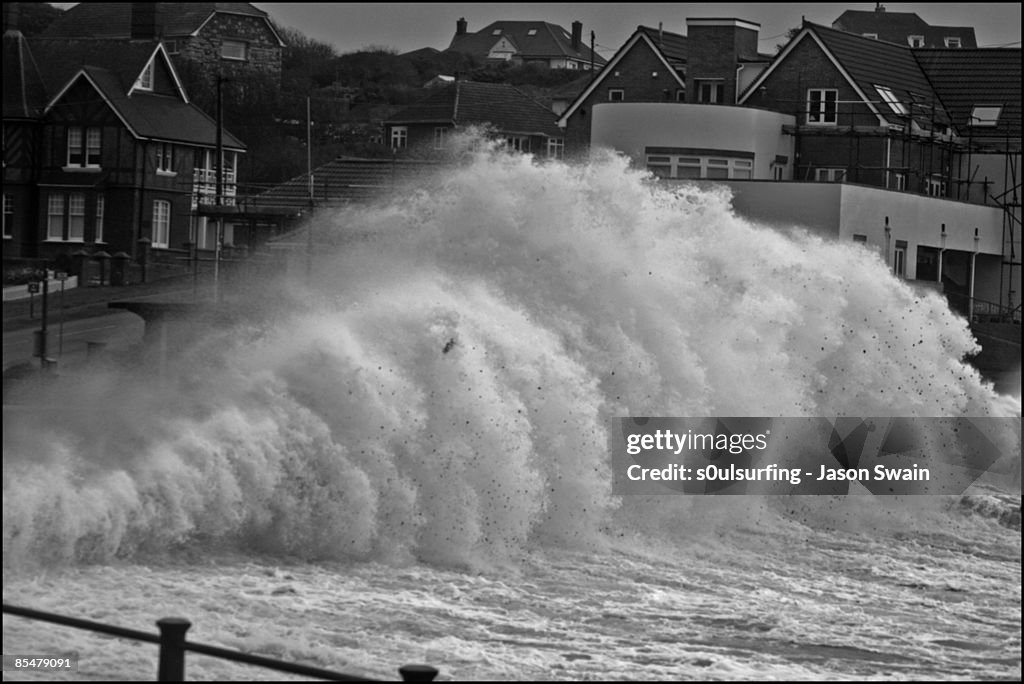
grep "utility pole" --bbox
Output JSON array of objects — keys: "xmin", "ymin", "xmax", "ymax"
[
  {"xmin": 214, "ymin": 74, "xmax": 224, "ymax": 303},
  {"xmin": 306, "ymin": 95, "xmax": 314, "ymax": 283}
]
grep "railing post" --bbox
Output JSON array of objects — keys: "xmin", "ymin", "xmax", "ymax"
[
  {"xmin": 399, "ymin": 664, "xmax": 439, "ymax": 682},
  {"xmin": 157, "ymin": 617, "xmax": 191, "ymax": 682}
]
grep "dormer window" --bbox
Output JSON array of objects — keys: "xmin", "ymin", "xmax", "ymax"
[
  {"xmin": 136, "ymin": 60, "xmax": 154, "ymax": 91},
  {"xmin": 875, "ymin": 85, "xmax": 908, "ymax": 115},
  {"xmin": 970, "ymin": 105, "xmax": 1002, "ymax": 126},
  {"xmin": 527, "ymin": 29, "xmax": 537, "ymax": 36},
  {"xmin": 944, "ymin": 36, "xmax": 961, "ymax": 48},
  {"xmin": 907, "ymin": 35, "xmax": 925, "ymax": 47},
  {"xmin": 492, "ymin": 29, "xmax": 502, "ymax": 36}
]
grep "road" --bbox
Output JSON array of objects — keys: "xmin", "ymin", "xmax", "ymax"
[{"xmin": 3, "ymin": 310, "xmax": 145, "ymax": 371}]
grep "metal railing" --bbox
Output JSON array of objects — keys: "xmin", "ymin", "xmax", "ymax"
[
  {"xmin": 946, "ymin": 292, "xmax": 1022, "ymax": 324},
  {"xmin": 3, "ymin": 603, "xmax": 439, "ymax": 682}
]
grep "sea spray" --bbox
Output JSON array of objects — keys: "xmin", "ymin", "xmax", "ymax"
[{"xmin": 3, "ymin": 140, "xmax": 1019, "ymax": 569}]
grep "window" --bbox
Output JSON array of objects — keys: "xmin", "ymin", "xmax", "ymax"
[
  {"xmin": 608, "ymin": 88, "xmax": 624, "ymax": 102},
  {"xmin": 853, "ymin": 234, "xmax": 867, "ymax": 243},
  {"xmin": 47, "ymin": 195, "xmax": 64, "ymax": 240},
  {"xmin": 926, "ymin": 176, "xmax": 947, "ymax": 197},
  {"xmin": 390, "ymin": 126, "xmax": 408, "ymax": 149},
  {"xmin": 95, "ymin": 195, "xmax": 105, "ymax": 243},
  {"xmin": 156, "ymin": 143, "xmax": 174, "ymax": 173},
  {"xmin": 492, "ymin": 29, "xmax": 502, "ymax": 36},
  {"xmin": 546, "ymin": 137, "xmax": 564, "ymax": 159},
  {"xmin": 3, "ymin": 195, "xmax": 12, "ymax": 238},
  {"xmin": 433, "ymin": 127, "xmax": 448, "ymax": 150},
  {"xmin": 646, "ymin": 153, "xmax": 754, "ymax": 180},
  {"xmin": 696, "ymin": 80, "xmax": 724, "ymax": 104},
  {"xmin": 165, "ymin": 39, "xmax": 179, "ymax": 55},
  {"xmin": 675, "ymin": 89, "xmax": 686, "ymax": 102},
  {"xmin": 875, "ymin": 86, "xmax": 908, "ymax": 115},
  {"xmin": 66, "ymin": 126, "xmax": 102, "ymax": 168},
  {"xmin": 815, "ymin": 167, "xmax": 846, "ymax": 182},
  {"xmin": 505, "ymin": 135, "xmax": 530, "ymax": 153},
  {"xmin": 68, "ymin": 193, "xmax": 85, "ymax": 241},
  {"xmin": 862, "ymin": 33, "xmax": 878, "ymax": 40},
  {"xmin": 807, "ymin": 89, "xmax": 838, "ymax": 125},
  {"xmin": 136, "ymin": 60, "xmax": 153, "ymax": 91},
  {"xmin": 893, "ymin": 241, "xmax": 907, "ymax": 278},
  {"xmin": 220, "ymin": 39, "xmax": 247, "ymax": 61},
  {"xmin": 944, "ymin": 36, "xmax": 961, "ymax": 48},
  {"xmin": 771, "ymin": 164, "xmax": 785, "ymax": 181},
  {"xmin": 908, "ymin": 35, "xmax": 925, "ymax": 47},
  {"xmin": 969, "ymin": 105, "xmax": 1002, "ymax": 126},
  {"xmin": 891, "ymin": 172, "xmax": 906, "ymax": 191},
  {"xmin": 152, "ymin": 200, "xmax": 170, "ymax": 248},
  {"xmin": 45, "ymin": 193, "xmax": 85, "ymax": 241},
  {"xmin": 527, "ymin": 29, "xmax": 537, "ymax": 36}
]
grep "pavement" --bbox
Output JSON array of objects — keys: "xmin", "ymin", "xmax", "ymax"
[{"xmin": 2, "ymin": 272, "xmax": 214, "ymax": 334}]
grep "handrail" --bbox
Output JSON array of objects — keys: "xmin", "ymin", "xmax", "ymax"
[{"xmin": 3, "ymin": 603, "xmax": 438, "ymax": 682}]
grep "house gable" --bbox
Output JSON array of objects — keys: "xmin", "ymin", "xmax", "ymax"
[
  {"xmin": 129, "ymin": 45, "xmax": 188, "ymax": 101},
  {"xmin": 557, "ymin": 30, "xmax": 685, "ymax": 127},
  {"xmin": 739, "ymin": 27, "xmax": 887, "ymax": 126}
]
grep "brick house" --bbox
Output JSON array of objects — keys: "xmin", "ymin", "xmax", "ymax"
[
  {"xmin": 557, "ymin": 19, "xmax": 774, "ymax": 156},
  {"xmin": 385, "ymin": 80, "xmax": 565, "ymax": 158},
  {"xmin": 42, "ymin": 3, "xmax": 285, "ymax": 90},
  {"xmin": 832, "ymin": 5, "xmax": 977, "ymax": 48},
  {"xmin": 446, "ymin": 18, "xmax": 606, "ymax": 71},
  {"xmin": 2, "ymin": 23, "xmax": 245, "ymax": 276}
]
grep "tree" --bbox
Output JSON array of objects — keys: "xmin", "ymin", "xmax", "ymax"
[{"xmin": 8, "ymin": 2, "xmax": 63, "ymax": 36}]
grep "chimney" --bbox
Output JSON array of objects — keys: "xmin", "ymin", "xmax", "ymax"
[
  {"xmin": 658, "ymin": 21, "xmax": 663, "ymax": 48},
  {"xmin": 4, "ymin": 2, "xmax": 20, "ymax": 33},
  {"xmin": 131, "ymin": 2, "xmax": 161, "ymax": 40},
  {"xmin": 456, "ymin": 17, "xmax": 467, "ymax": 36},
  {"xmin": 875, "ymin": 3, "xmax": 886, "ymax": 12},
  {"xmin": 571, "ymin": 20, "xmax": 582, "ymax": 51}
]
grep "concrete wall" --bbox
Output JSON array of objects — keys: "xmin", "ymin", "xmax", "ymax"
[{"xmin": 590, "ymin": 103, "xmax": 795, "ymax": 179}]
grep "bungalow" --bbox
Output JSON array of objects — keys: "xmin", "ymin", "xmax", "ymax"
[{"xmin": 446, "ymin": 18, "xmax": 606, "ymax": 71}]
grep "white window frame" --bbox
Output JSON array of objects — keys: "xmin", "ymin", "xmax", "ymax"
[
  {"xmin": 152, "ymin": 199, "xmax": 171, "ymax": 248},
  {"xmin": 47, "ymin": 194, "xmax": 65, "ymax": 240},
  {"xmin": 907, "ymin": 35, "xmax": 925, "ymax": 48},
  {"xmin": 391, "ymin": 126, "xmax": 408, "ymax": 149},
  {"xmin": 891, "ymin": 172, "xmax": 906, "ymax": 191},
  {"xmin": 969, "ymin": 105, "xmax": 1002, "ymax": 127},
  {"xmin": 156, "ymin": 142, "xmax": 175, "ymax": 173},
  {"xmin": 220, "ymin": 39, "xmax": 248, "ymax": 61},
  {"xmin": 2, "ymin": 194, "xmax": 12, "ymax": 238},
  {"xmin": 926, "ymin": 176, "xmax": 947, "ymax": 197},
  {"xmin": 944, "ymin": 36, "xmax": 961, "ymax": 48},
  {"xmin": 95, "ymin": 195, "xmax": 105, "ymax": 243},
  {"xmin": 893, "ymin": 244, "xmax": 906, "ymax": 278},
  {"xmin": 136, "ymin": 60, "xmax": 154, "ymax": 91},
  {"xmin": 68, "ymin": 193, "xmax": 86, "ymax": 241},
  {"xmin": 433, "ymin": 127, "xmax": 448, "ymax": 150},
  {"xmin": 875, "ymin": 85, "xmax": 908, "ymax": 115},
  {"xmin": 815, "ymin": 167, "xmax": 846, "ymax": 182},
  {"xmin": 696, "ymin": 80, "xmax": 724, "ymax": 104},
  {"xmin": 807, "ymin": 89, "xmax": 838, "ymax": 125},
  {"xmin": 66, "ymin": 126, "xmax": 102, "ymax": 169},
  {"xmin": 505, "ymin": 135, "xmax": 530, "ymax": 153},
  {"xmin": 862, "ymin": 33, "xmax": 878, "ymax": 40},
  {"xmin": 646, "ymin": 154, "xmax": 754, "ymax": 180},
  {"xmin": 546, "ymin": 137, "xmax": 564, "ymax": 159},
  {"xmin": 608, "ymin": 88, "xmax": 624, "ymax": 102}
]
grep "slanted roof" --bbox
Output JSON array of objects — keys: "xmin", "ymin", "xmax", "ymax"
[
  {"xmin": 42, "ymin": 3, "xmax": 284, "ymax": 46},
  {"xmin": 28, "ymin": 37, "xmax": 245, "ymax": 150},
  {"xmin": 741, "ymin": 22, "xmax": 949, "ymax": 128},
  {"xmin": 914, "ymin": 48, "xmax": 1022, "ymax": 141},
  {"xmin": 3, "ymin": 29, "xmax": 47, "ymax": 119},
  {"xmin": 832, "ymin": 9, "xmax": 976, "ymax": 48},
  {"xmin": 636, "ymin": 25, "xmax": 687, "ymax": 68},
  {"xmin": 388, "ymin": 80, "xmax": 562, "ymax": 137},
  {"xmin": 557, "ymin": 27, "xmax": 687, "ymax": 127},
  {"xmin": 250, "ymin": 158, "xmax": 443, "ymax": 211},
  {"xmin": 447, "ymin": 20, "xmax": 606, "ymax": 66}
]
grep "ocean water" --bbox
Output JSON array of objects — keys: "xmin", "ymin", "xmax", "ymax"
[{"xmin": 3, "ymin": 142, "xmax": 1020, "ymax": 681}]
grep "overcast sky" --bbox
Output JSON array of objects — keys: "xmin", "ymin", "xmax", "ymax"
[{"xmin": 253, "ymin": 3, "xmax": 1022, "ymax": 56}]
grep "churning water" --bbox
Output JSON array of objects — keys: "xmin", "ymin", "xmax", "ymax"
[{"xmin": 3, "ymin": 143, "xmax": 1020, "ymax": 680}]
